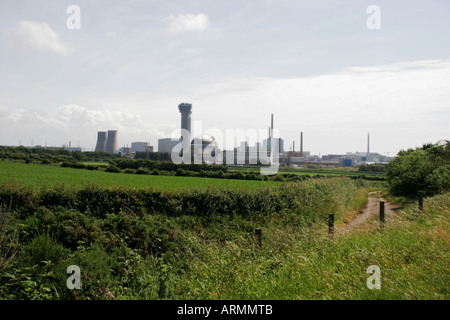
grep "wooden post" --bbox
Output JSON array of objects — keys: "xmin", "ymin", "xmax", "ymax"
[
  {"xmin": 418, "ymin": 191, "xmax": 424, "ymax": 213},
  {"xmin": 255, "ymin": 228, "xmax": 262, "ymax": 249},
  {"xmin": 380, "ymin": 201, "xmax": 385, "ymax": 227},
  {"xmin": 328, "ymin": 214, "xmax": 334, "ymax": 235}
]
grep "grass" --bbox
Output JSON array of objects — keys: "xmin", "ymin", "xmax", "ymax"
[
  {"xmin": 0, "ymin": 158, "xmax": 447, "ymax": 300},
  {"xmin": 162, "ymin": 192, "xmax": 449, "ymax": 299},
  {"xmin": 0, "ymin": 161, "xmax": 279, "ymax": 191}
]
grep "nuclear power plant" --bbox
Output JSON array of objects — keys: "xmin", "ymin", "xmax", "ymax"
[
  {"xmin": 94, "ymin": 130, "xmax": 118, "ymax": 154},
  {"xmin": 90, "ymin": 103, "xmax": 392, "ymax": 167}
]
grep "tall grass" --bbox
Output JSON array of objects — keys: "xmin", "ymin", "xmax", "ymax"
[{"xmin": 2, "ymin": 176, "xmax": 446, "ymax": 300}]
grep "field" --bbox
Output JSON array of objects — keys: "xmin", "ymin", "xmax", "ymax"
[
  {"xmin": 0, "ymin": 161, "xmax": 279, "ymax": 191},
  {"xmin": 0, "ymin": 157, "xmax": 448, "ymax": 301}
]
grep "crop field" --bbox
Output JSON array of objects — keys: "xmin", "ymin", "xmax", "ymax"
[{"xmin": 0, "ymin": 161, "xmax": 279, "ymax": 191}]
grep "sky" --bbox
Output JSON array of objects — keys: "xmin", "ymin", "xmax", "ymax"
[{"xmin": 0, "ymin": 0, "xmax": 449, "ymax": 156}]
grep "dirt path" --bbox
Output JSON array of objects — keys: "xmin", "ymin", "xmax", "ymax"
[{"xmin": 339, "ymin": 191, "xmax": 401, "ymax": 234}]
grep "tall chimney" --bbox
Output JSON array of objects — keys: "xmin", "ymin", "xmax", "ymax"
[
  {"xmin": 300, "ymin": 132, "xmax": 303, "ymax": 153},
  {"xmin": 367, "ymin": 132, "xmax": 370, "ymax": 157}
]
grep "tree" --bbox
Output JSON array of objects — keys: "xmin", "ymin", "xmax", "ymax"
[{"xmin": 386, "ymin": 140, "xmax": 450, "ymax": 197}]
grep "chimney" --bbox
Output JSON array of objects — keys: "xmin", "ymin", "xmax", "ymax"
[{"xmin": 300, "ymin": 132, "xmax": 303, "ymax": 153}]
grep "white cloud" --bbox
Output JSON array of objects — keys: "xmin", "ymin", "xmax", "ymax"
[
  {"xmin": 167, "ymin": 13, "xmax": 210, "ymax": 34},
  {"xmin": 11, "ymin": 21, "xmax": 71, "ymax": 55}
]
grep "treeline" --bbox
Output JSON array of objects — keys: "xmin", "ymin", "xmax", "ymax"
[
  {"xmin": 0, "ymin": 146, "xmax": 119, "ymax": 163},
  {"xmin": 134, "ymin": 151, "xmax": 171, "ymax": 161},
  {"xmin": 60, "ymin": 159, "xmax": 317, "ymax": 182}
]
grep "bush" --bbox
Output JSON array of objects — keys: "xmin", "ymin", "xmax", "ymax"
[
  {"xmin": 105, "ymin": 165, "xmax": 121, "ymax": 173},
  {"xmin": 19, "ymin": 233, "xmax": 69, "ymax": 268},
  {"xmin": 386, "ymin": 140, "xmax": 450, "ymax": 197},
  {"xmin": 136, "ymin": 167, "xmax": 150, "ymax": 175}
]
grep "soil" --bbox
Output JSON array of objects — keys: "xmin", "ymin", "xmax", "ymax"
[{"xmin": 339, "ymin": 191, "xmax": 401, "ymax": 234}]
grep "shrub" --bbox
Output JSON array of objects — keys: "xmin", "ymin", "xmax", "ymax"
[
  {"xmin": 105, "ymin": 165, "xmax": 121, "ymax": 173},
  {"xmin": 386, "ymin": 141, "xmax": 450, "ymax": 197},
  {"xmin": 136, "ymin": 167, "xmax": 150, "ymax": 175}
]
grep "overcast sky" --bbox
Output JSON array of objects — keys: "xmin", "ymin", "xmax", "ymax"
[{"xmin": 0, "ymin": 0, "xmax": 449, "ymax": 155}]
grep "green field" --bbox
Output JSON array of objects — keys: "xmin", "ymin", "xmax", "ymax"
[{"xmin": 0, "ymin": 161, "xmax": 279, "ymax": 191}]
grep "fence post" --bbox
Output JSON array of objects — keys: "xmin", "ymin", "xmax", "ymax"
[
  {"xmin": 380, "ymin": 201, "xmax": 385, "ymax": 227},
  {"xmin": 328, "ymin": 214, "xmax": 334, "ymax": 235},
  {"xmin": 418, "ymin": 191, "xmax": 424, "ymax": 213},
  {"xmin": 255, "ymin": 228, "xmax": 262, "ymax": 249}
]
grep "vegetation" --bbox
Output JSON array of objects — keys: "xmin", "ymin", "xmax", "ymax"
[
  {"xmin": 359, "ymin": 163, "xmax": 387, "ymax": 173},
  {"xmin": 0, "ymin": 161, "xmax": 280, "ymax": 191},
  {"xmin": 0, "ymin": 142, "xmax": 448, "ymax": 300},
  {"xmin": 386, "ymin": 141, "xmax": 450, "ymax": 198},
  {"xmin": 0, "ymin": 177, "xmax": 447, "ymax": 299},
  {"xmin": 0, "ymin": 146, "xmax": 120, "ymax": 164}
]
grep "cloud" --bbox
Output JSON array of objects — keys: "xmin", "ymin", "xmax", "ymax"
[
  {"xmin": 186, "ymin": 59, "xmax": 450, "ymax": 154},
  {"xmin": 11, "ymin": 21, "xmax": 71, "ymax": 55},
  {"xmin": 0, "ymin": 103, "xmax": 167, "ymax": 149},
  {"xmin": 167, "ymin": 14, "xmax": 210, "ymax": 34}
]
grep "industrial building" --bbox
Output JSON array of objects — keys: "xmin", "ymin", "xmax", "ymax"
[
  {"xmin": 158, "ymin": 138, "xmax": 179, "ymax": 153},
  {"xmin": 130, "ymin": 142, "xmax": 152, "ymax": 153}
]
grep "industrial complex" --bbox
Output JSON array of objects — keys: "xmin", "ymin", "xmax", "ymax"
[
  {"xmin": 13, "ymin": 102, "xmax": 392, "ymax": 168},
  {"xmin": 90, "ymin": 103, "xmax": 392, "ymax": 167}
]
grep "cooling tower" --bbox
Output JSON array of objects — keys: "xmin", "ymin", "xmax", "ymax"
[
  {"xmin": 105, "ymin": 130, "xmax": 118, "ymax": 154},
  {"xmin": 95, "ymin": 131, "xmax": 107, "ymax": 152},
  {"xmin": 178, "ymin": 103, "xmax": 192, "ymax": 136}
]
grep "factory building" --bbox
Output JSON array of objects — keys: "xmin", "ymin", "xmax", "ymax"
[
  {"xmin": 131, "ymin": 142, "xmax": 149, "ymax": 153},
  {"xmin": 158, "ymin": 138, "xmax": 179, "ymax": 153}
]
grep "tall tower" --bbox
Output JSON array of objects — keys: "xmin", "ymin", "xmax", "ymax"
[
  {"xmin": 367, "ymin": 132, "xmax": 370, "ymax": 157},
  {"xmin": 271, "ymin": 113, "xmax": 274, "ymax": 135},
  {"xmin": 300, "ymin": 132, "xmax": 303, "ymax": 154},
  {"xmin": 95, "ymin": 131, "xmax": 107, "ymax": 152},
  {"xmin": 105, "ymin": 130, "xmax": 118, "ymax": 154},
  {"xmin": 178, "ymin": 103, "xmax": 192, "ymax": 138}
]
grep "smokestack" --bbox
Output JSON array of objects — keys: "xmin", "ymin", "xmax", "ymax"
[
  {"xmin": 178, "ymin": 103, "xmax": 192, "ymax": 139},
  {"xmin": 367, "ymin": 132, "xmax": 370, "ymax": 157},
  {"xmin": 271, "ymin": 114, "xmax": 274, "ymax": 131},
  {"xmin": 300, "ymin": 132, "xmax": 303, "ymax": 153},
  {"xmin": 105, "ymin": 130, "xmax": 118, "ymax": 154},
  {"xmin": 95, "ymin": 131, "xmax": 107, "ymax": 152},
  {"xmin": 293, "ymin": 141, "xmax": 295, "ymax": 152}
]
